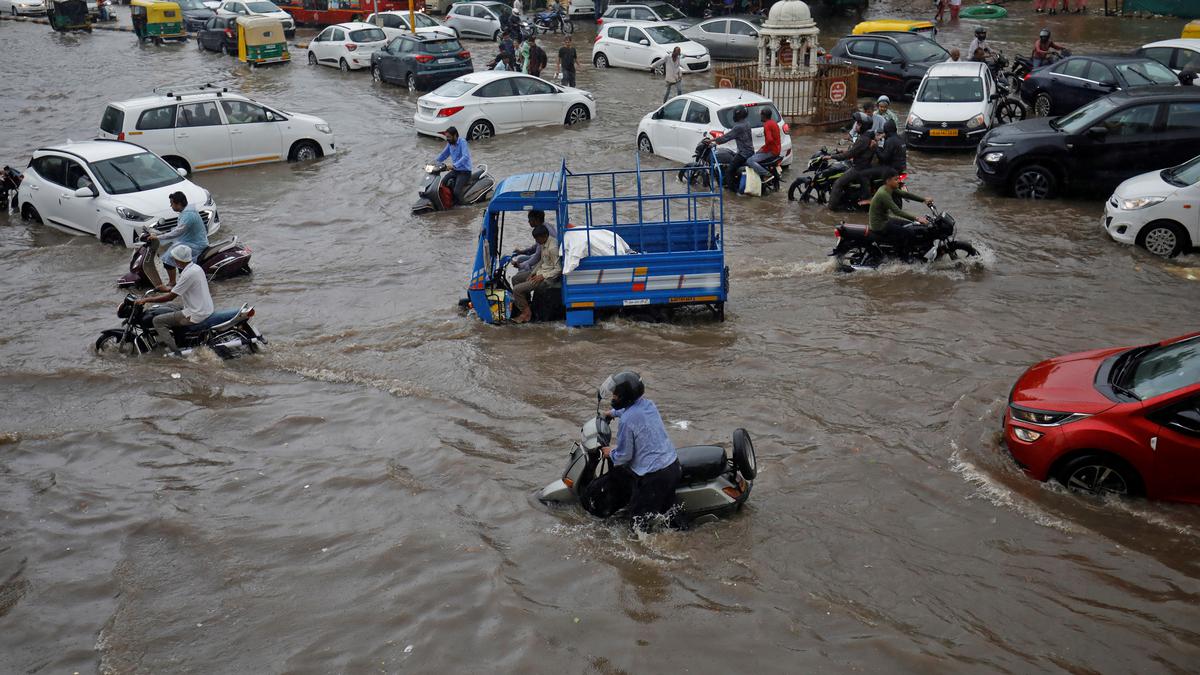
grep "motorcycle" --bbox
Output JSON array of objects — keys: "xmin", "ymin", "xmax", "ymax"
[
  {"xmin": 787, "ymin": 147, "xmax": 906, "ymax": 211},
  {"xmin": 1, "ymin": 165, "xmax": 22, "ymax": 211},
  {"xmin": 118, "ymin": 225, "xmax": 252, "ymax": 288},
  {"xmin": 412, "ymin": 162, "xmax": 495, "ymax": 214},
  {"xmin": 829, "ymin": 205, "xmax": 979, "ymax": 272},
  {"xmin": 538, "ymin": 388, "xmax": 756, "ymax": 526},
  {"xmin": 532, "ymin": 4, "xmax": 572, "ymax": 34},
  {"xmin": 678, "ymin": 135, "xmax": 781, "ymax": 195},
  {"xmin": 94, "ymin": 293, "xmax": 267, "ymax": 359}
]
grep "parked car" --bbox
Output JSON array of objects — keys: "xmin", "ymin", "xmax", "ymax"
[
  {"xmin": 177, "ymin": 0, "xmax": 215, "ymax": 32},
  {"xmin": 1004, "ymin": 331, "xmax": 1200, "ymax": 503},
  {"xmin": 97, "ymin": 87, "xmax": 335, "ymax": 174},
  {"xmin": 215, "ymin": 0, "xmax": 293, "ymax": 37},
  {"xmin": 1135, "ymin": 39, "xmax": 1200, "ymax": 85},
  {"xmin": 830, "ymin": 31, "xmax": 949, "ymax": 101},
  {"xmin": 905, "ymin": 61, "xmax": 999, "ymax": 149},
  {"xmin": 414, "ymin": 71, "xmax": 595, "ymax": 139},
  {"xmin": 636, "ymin": 88, "xmax": 793, "ymax": 167},
  {"xmin": 596, "ymin": 1, "xmax": 692, "ymax": 31},
  {"xmin": 680, "ymin": 15, "xmax": 760, "ymax": 61},
  {"xmin": 307, "ymin": 22, "xmax": 388, "ymax": 71},
  {"xmin": 372, "ymin": 33, "xmax": 473, "ymax": 90},
  {"xmin": 443, "ymin": 1, "xmax": 511, "ymax": 42},
  {"xmin": 1103, "ymin": 152, "xmax": 1200, "ymax": 258},
  {"xmin": 593, "ymin": 21, "xmax": 709, "ymax": 74},
  {"xmin": 365, "ymin": 10, "xmax": 455, "ymax": 40},
  {"xmin": 1, "ymin": 0, "xmax": 47, "ymax": 16},
  {"xmin": 1021, "ymin": 55, "xmax": 1181, "ymax": 117},
  {"xmin": 16, "ymin": 140, "xmax": 220, "ymax": 248},
  {"xmin": 196, "ymin": 14, "xmax": 238, "ymax": 53},
  {"xmin": 567, "ymin": 0, "xmax": 592, "ymax": 17},
  {"xmin": 975, "ymin": 86, "xmax": 1200, "ymax": 199}
]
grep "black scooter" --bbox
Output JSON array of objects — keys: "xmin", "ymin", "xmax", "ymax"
[
  {"xmin": 412, "ymin": 163, "xmax": 495, "ymax": 214},
  {"xmin": 829, "ymin": 206, "xmax": 979, "ymax": 272},
  {"xmin": 95, "ymin": 293, "xmax": 266, "ymax": 359}
]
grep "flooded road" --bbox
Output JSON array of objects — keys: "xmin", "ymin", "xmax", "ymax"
[{"xmin": 2, "ymin": 3, "xmax": 1199, "ymax": 672}]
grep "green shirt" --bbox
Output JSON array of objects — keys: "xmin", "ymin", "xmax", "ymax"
[{"xmin": 868, "ymin": 186, "xmax": 925, "ymax": 232}]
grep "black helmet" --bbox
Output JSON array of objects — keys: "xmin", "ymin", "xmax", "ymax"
[
  {"xmin": 852, "ymin": 111, "xmax": 871, "ymax": 129},
  {"xmin": 974, "ymin": 26, "xmax": 986, "ymax": 38},
  {"xmin": 733, "ymin": 106, "xmax": 749, "ymax": 122},
  {"xmin": 600, "ymin": 371, "xmax": 644, "ymax": 409},
  {"xmin": 1039, "ymin": 28, "xmax": 1051, "ymax": 39}
]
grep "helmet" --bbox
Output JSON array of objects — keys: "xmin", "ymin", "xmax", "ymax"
[
  {"xmin": 733, "ymin": 106, "xmax": 749, "ymax": 121},
  {"xmin": 877, "ymin": 94, "xmax": 890, "ymax": 105},
  {"xmin": 974, "ymin": 26, "xmax": 986, "ymax": 38},
  {"xmin": 852, "ymin": 111, "xmax": 871, "ymax": 129},
  {"xmin": 600, "ymin": 371, "xmax": 644, "ymax": 409},
  {"xmin": 1039, "ymin": 28, "xmax": 1051, "ymax": 39}
]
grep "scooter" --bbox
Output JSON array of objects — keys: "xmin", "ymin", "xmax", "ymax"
[
  {"xmin": 412, "ymin": 163, "xmax": 495, "ymax": 214},
  {"xmin": 95, "ymin": 293, "xmax": 267, "ymax": 359},
  {"xmin": 829, "ymin": 205, "xmax": 979, "ymax": 272},
  {"xmin": 678, "ymin": 135, "xmax": 781, "ymax": 195},
  {"xmin": 1, "ymin": 166, "xmax": 22, "ymax": 211},
  {"xmin": 117, "ymin": 225, "xmax": 252, "ymax": 288},
  {"xmin": 787, "ymin": 147, "xmax": 906, "ymax": 211},
  {"xmin": 538, "ymin": 388, "xmax": 757, "ymax": 525}
]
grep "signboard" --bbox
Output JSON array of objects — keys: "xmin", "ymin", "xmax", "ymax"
[
  {"xmin": 718, "ymin": 77, "xmax": 733, "ymax": 88},
  {"xmin": 829, "ymin": 80, "xmax": 847, "ymax": 103}
]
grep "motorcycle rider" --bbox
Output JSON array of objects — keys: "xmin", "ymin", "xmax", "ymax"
[
  {"xmin": 746, "ymin": 107, "xmax": 781, "ymax": 184},
  {"xmin": 968, "ymin": 27, "xmax": 993, "ymax": 63},
  {"xmin": 869, "ymin": 169, "xmax": 934, "ymax": 243},
  {"xmin": 597, "ymin": 371, "xmax": 682, "ymax": 528},
  {"xmin": 710, "ymin": 106, "xmax": 754, "ymax": 190},
  {"xmin": 435, "ymin": 127, "xmax": 473, "ymax": 205},
  {"xmin": 1032, "ymin": 29, "xmax": 1066, "ymax": 68},
  {"xmin": 134, "ymin": 245, "xmax": 213, "ymax": 356},
  {"xmin": 144, "ymin": 191, "xmax": 208, "ymax": 292},
  {"xmin": 857, "ymin": 119, "xmax": 906, "ymax": 202},
  {"xmin": 828, "ymin": 111, "xmax": 877, "ymax": 210}
]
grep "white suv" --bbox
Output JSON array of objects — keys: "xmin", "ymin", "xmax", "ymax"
[
  {"xmin": 17, "ymin": 140, "xmax": 220, "ymax": 248},
  {"xmin": 97, "ymin": 86, "xmax": 335, "ymax": 175}
]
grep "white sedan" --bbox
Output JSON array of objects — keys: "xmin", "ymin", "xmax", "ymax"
[
  {"xmin": 307, "ymin": 22, "xmax": 389, "ymax": 72},
  {"xmin": 1, "ymin": 0, "xmax": 47, "ymax": 15},
  {"xmin": 636, "ymin": 88, "xmax": 792, "ymax": 167},
  {"xmin": 414, "ymin": 71, "xmax": 596, "ymax": 140},
  {"xmin": 365, "ymin": 10, "xmax": 455, "ymax": 40},
  {"xmin": 1104, "ymin": 153, "xmax": 1200, "ymax": 258},
  {"xmin": 592, "ymin": 21, "xmax": 709, "ymax": 74}
]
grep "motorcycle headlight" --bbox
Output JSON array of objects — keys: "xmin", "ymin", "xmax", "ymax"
[
  {"xmin": 1120, "ymin": 196, "xmax": 1166, "ymax": 210},
  {"xmin": 1010, "ymin": 406, "xmax": 1089, "ymax": 426},
  {"xmin": 315, "ymin": 123, "xmax": 332, "ymax": 134},
  {"xmin": 966, "ymin": 114, "xmax": 985, "ymax": 129},
  {"xmin": 115, "ymin": 206, "xmax": 151, "ymax": 221},
  {"xmin": 906, "ymin": 114, "xmax": 924, "ymax": 129},
  {"xmin": 983, "ymin": 152, "xmax": 1004, "ymax": 163}
]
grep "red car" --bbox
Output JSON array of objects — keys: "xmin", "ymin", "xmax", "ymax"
[{"xmin": 1004, "ymin": 332, "xmax": 1200, "ymax": 503}]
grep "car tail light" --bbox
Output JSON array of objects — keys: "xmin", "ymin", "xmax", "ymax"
[
  {"xmin": 1023, "ymin": 73, "xmax": 1031, "ymax": 80},
  {"xmin": 781, "ymin": 122, "xmax": 790, "ymax": 133},
  {"xmin": 834, "ymin": 228, "xmax": 841, "ymax": 238},
  {"xmin": 415, "ymin": 54, "xmax": 434, "ymax": 63},
  {"xmin": 346, "ymin": 43, "xmax": 358, "ymax": 51},
  {"xmin": 596, "ymin": 17, "xmax": 602, "ymax": 24},
  {"xmin": 458, "ymin": 50, "xmax": 470, "ymax": 59},
  {"xmin": 437, "ymin": 106, "xmax": 464, "ymax": 117},
  {"xmin": 117, "ymin": 132, "xmax": 125, "ymax": 140},
  {"xmin": 224, "ymin": 28, "xmax": 233, "ymax": 38},
  {"xmin": 594, "ymin": 33, "xmax": 601, "ymax": 43}
]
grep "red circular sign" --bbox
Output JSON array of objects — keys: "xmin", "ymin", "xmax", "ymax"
[
  {"xmin": 718, "ymin": 77, "xmax": 733, "ymax": 88},
  {"xmin": 829, "ymin": 81, "xmax": 847, "ymax": 103}
]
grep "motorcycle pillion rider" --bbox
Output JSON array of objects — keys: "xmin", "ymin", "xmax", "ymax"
[
  {"xmin": 828, "ymin": 111, "xmax": 877, "ymax": 210},
  {"xmin": 869, "ymin": 169, "xmax": 934, "ymax": 243},
  {"xmin": 143, "ymin": 191, "xmax": 208, "ymax": 292},
  {"xmin": 1032, "ymin": 28, "xmax": 1067, "ymax": 68},
  {"xmin": 596, "ymin": 371, "xmax": 683, "ymax": 528},
  {"xmin": 709, "ymin": 106, "xmax": 754, "ymax": 190},
  {"xmin": 435, "ymin": 126, "xmax": 473, "ymax": 205},
  {"xmin": 135, "ymin": 245, "xmax": 214, "ymax": 356}
]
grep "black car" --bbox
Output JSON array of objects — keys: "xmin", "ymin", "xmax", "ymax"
[
  {"xmin": 371, "ymin": 33, "xmax": 474, "ymax": 91},
  {"xmin": 830, "ymin": 32, "xmax": 950, "ymax": 101},
  {"xmin": 197, "ymin": 15, "xmax": 238, "ymax": 54},
  {"xmin": 1020, "ymin": 55, "xmax": 1182, "ymax": 118},
  {"xmin": 975, "ymin": 86, "xmax": 1200, "ymax": 199},
  {"xmin": 178, "ymin": 0, "xmax": 215, "ymax": 32}
]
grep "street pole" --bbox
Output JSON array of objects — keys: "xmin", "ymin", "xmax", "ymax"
[{"xmin": 408, "ymin": 0, "xmax": 414, "ymax": 33}]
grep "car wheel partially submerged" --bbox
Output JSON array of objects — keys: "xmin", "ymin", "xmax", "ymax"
[
  {"xmin": 637, "ymin": 133, "xmax": 653, "ymax": 154},
  {"xmin": 1139, "ymin": 221, "xmax": 1187, "ymax": 258},
  {"xmin": 565, "ymin": 104, "xmax": 589, "ymax": 125},
  {"xmin": 307, "ymin": 51, "xmax": 316, "ymax": 65},
  {"xmin": 1056, "ymin": 454, "xmax": 1142, "ymax": 498},
  {"xmin": 1011, "ymin": 164, "xmax": 1055, "ymax": 200},
  {"xmin": 468, "ymin": 120, "xmax": 494, "ymax": 140},
  {"xmin": 1033, "ymin": 92, "xmax": 1052, "ymax": 117}
]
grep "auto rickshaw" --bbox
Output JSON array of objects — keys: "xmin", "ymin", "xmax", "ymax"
[
  {"xmin": 48, "ymin": 0, "xmax": 92, "ymax": 32},
  {"xmin": 131, "ymin": 0, "xmax": 188, "ymax": 44},
  {"xmin": 237, "ymin": 16, "xmax": 290, "ymax": 66},
  {"xmin": 1184, "ymin": 20, "xmax": 1200, "ymax": 39},
  {"xmin": 852, "ymin": 19, "xmax": 937, "ymax": 38}
]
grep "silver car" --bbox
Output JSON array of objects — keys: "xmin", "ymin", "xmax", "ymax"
[
  {"xmin": 681, "ymin": 15, "xmax": 761, "ymax": 61},
  {"xmin": 444, "ymin": 1, "xmax": 512, "ymax": 41},
  {"xmin": 598, "ymin": 1, "xmax": 694, "ymax": 31}
]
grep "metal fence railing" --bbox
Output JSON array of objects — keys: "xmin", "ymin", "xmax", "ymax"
[{"xmin": 712, "ymin": 62, "xmax": 858, "ymax": 127}]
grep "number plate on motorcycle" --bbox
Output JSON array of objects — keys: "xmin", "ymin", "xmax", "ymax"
[{"xmin": 929, "ymin": 129, "xmax": 958, "ymax": 137}]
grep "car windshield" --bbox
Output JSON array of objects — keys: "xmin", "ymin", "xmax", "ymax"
[
  {"xmin": 1164, "ymin": 154, "xmax": 1200, "ymax": 187},
  {"xmin": 649, "ymin": 3, "xmax": 685, "ymax": 19},
  {"xmin": 1116, "ymin": 60, "xmax": 1179, "ymax": 86},
  {"xmin": 245, "ymin": 1, "xmax": 278, "ymax": 11},
  {"xmin": 425, "ymin": 38, "xmax": 463, "ymax": 54},
  {"xmin": 414, "ymin": 12, "xmax": 438, "ymax": 28},
  {"xmin": 1122, "ymin": 337, "xmax": 1200, "ymax": 400},
  {"xmin": 917, "ymin": 76, "xmax": 984, "ymax": 103},
  {"xmin": 900, "ymin": 39, "xmax": 948, "ymax": 62},
  {"xmin": 91, "ymin": 152, "xmax": 183, "ymax": 196},
  {"xmin": 432, "ymin": 79, "xmax": 475, "ymax": 97},
  {"xmin": 717, "ymin": 103, "xmax": 781, "ymax": 129},
  {"xmin": 483, "ymin": 3, "xmax": 511, "ymax": 19},
  {"xmin": 1053, "ymin": 96, "xmax": 1117, "ymax": 133},
  {"xmin": 645, "ymin": 25, "xmax": 685, "ymax": 44},
  {"xmin": 350, "ymin": 27, "xmax": 386, "ymax": 42}
]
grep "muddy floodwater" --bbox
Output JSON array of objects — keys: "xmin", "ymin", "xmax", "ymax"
[{"xmin": 2, "ymin": 2, "xmax": 1199, "ymax": 672}]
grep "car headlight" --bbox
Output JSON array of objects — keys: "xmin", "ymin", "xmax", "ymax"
[
  {"xmin": 1010, "ymin": 406, "xmax": 1089, "ymax": 426},
  {"xmin": 315, "ymin": 123, "xmax": 332, "ymax": 134},
  {"xmin": 1120, "ymin": 196, "xmax": 1166, "ymax": 210},
  {"xmin": 1013, "ymin": 427, "xmax": 1043, "ymax": 443},
  {"xmin": 115, "ymin": 206, "xmax": 151, "ymax": 221},
  {"xmin": 983, "ymin": 152, "xmax": 1004, "ymax": 163},
  {"xmin": 582, "ymin": 92, "xmax": 594, "ymax": 100},
  {"xmin": 966, "ymin": 114, "xmax": 985, "ymax": 129},
  {"xmin": 907, "ymin": 114, "xmax": 924, "ymax": 129},
  {"xmin": 203, "ymin": 190, "xmax": 214, "ymax": 207}
]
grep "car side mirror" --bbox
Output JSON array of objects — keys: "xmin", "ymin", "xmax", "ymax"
[
  {"xmin": 639, "ymin": 39, "xmax": 649, "ymax": 46},
  {"xmin": 74, "ymin": 185, "xmax": 97, "ymax": 198},
  {"xmin": 1170, "ymin": 408, "xmax": 1200, "ymax": 434},
  {"xmin": 176, "ymin": 167, "xmax": 189, "ymax": 177},
  {"xmin": 1099, "ymin": 80, "xmax": 1118, "ymax": 89},
  {"xmin": 1180, "ymin": 72, "xmax": 1198, "ymax": 86},
  {"xmin": 1086, "ymin": 126, "xmax": 1108, "ymax": 141},
  {"xmin": 652, "ymin": 110, "xmax": 662, "ymax": 119},
  {"xmin": 891, "ymin": 57, "xmax": 904, "ymax": 65}
]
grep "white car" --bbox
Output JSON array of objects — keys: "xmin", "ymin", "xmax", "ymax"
[
  {"xmin": 1136, "ymin": 39, "xmax": 1200, "ymax": 85},
  {"xmin": 636, "ymin": 88, "xmax": 792, "ymax": 167},
  {"xmin": 16, "ymin": 140, "xmax": 220, "ymax": 248},
  {"xmin": 443, "ymin": 1, "xmax": 512, "ymax": 42},
  {"xmin": 567, "ymin": 0, "xmax": 593, "ymax": 17},
  {"xmin": 904, "ymin": 61, "xmax": 997, "ymax": 149},
  {"xmin": 365, "ymin": 10, "xmax": 455, "ymax": 40},
  {"xmin": 215, "ymin": 0, "xmax": 294, "ymax": 36},
  {"xmin": 307, "ymin": 22, "xmax": 388, "ymax": 71},
  {"xmin": 97, "ymin": 87, "xmax": 335, "ymax": 174},
  {"xmin": 593, "ymin": 21, "xmax": 709, "ymax": 74},
  {"xmin": 1, "ymin": 0, "xmax": 47, "ymax": 15},
  {"xmin": 1103, "ymin": 153, "xmax": 1200, "ymax": 258},
  {"xmin": 414, "ymin": 71, "xmax": 595, "ymax": 140}
]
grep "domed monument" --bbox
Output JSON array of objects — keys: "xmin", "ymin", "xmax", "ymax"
[{"xmin": 758, "ymin": 0, "xmax": 820, "ymax": 74}]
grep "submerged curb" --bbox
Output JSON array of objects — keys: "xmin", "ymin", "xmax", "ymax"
[{"xmin": 0, "ymin": 14, "xmax": 133, "ymax": 31}]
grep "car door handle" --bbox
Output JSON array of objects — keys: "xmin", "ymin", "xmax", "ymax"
[
  {"xmin": 178, "ymin": 132, "xmax": 190, "ymax": 138},
  {"xmin": 874, "ymin": 66, "xmax": 884, "ymax": 70},
  {"xmin": 231, "ymin": 129, "xmax": 243, "ymax": 134},
  {"xmin": 28, "ymin": 184, "xmax": 38, "ymax": 190}
]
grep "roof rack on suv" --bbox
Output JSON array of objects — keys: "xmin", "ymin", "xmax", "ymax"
[{"xmin": 152, "ymin": 83, "xmax": 231, "ymax": 101}]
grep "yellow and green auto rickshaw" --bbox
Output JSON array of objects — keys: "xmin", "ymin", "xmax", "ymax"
[
  {"xmin": 237, "ymin": 16, "xmax": 290, "ymax": 66},
  {"xmin": 131, "ymin": 0, "xmax": 188, "ymax": 43},
  {"xmin": 852, "ymin": 19, "xmax": 937, "ymax": 38}
]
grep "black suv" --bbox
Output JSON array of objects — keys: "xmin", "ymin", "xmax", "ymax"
[
  {"xmin": 830, "ymin": 32, "xmax": 950, "ymax": 101},
  {"xmin": 975, "ymin": 86, "xmax": 1200, "ymax": 199},
  {"xmin": 371, "ymin": 33, "xmax": 474, "ymax": 91}
]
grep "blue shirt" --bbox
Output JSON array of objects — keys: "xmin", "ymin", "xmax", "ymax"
[
  {"xmin": 160, "ymin": 204, "xmax": 208, "ymax": 254},
  {"xmin": 610, "ymin": 397, "xmax": 677, "ymax": 476},
  {"xmin": 436, "ymin": 138, "xmax": 473, "ymax": 172}
]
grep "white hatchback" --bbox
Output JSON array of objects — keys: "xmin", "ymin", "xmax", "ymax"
[
  {"xmin": 593, "ymin": 21, "xmax": 709, "ymax": 73},
  {"xmin": 904, "ymin": 61, "xmax": 998, "ymax": 149},
  {"xmin": 414, "ymin": 71, "xmax": 596, "ymax": 140},
  {"xmin": 97, "ymin": 87, "xmax": 335, "ymax": 174},
  {"xmin": 365, "ymin": 10, "xmax": 455, "ymax": 40},
  {"xmin": 636, "ymin": 88, "xmax": 792, "ymax": 167},
  {"xmin": 215, "ymin": 0, "xmax": 294, "ymax": 36},
  {"xmin": 1103, "ymin": 153, "xmax": 1200, "ymax": 258},
  {"xmin": 443, "ymin": 1, "xmax": 511, "ymax": 42},
  {"xmin": 307, "ymin": 22, "xmax": 388, "ymax": 71},
  {"xmin": 16, "ymin": 140, "xmax": 220, "ymax": 248}
]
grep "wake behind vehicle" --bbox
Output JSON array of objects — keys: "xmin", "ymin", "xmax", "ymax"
[
  {"xmin": 412, "ymin": 162, "xmax": 494, "ymax": 214},
  {"xmin": 95, "ymin": 293, "xmax": 266, "ymax": 359},
  {"xmin": 118, "ymin": 225, "xmax": 252, "ymax": 288},
  {"xmin": 829, "ymin": 206, "xmax": 979, "ymax": 271}
]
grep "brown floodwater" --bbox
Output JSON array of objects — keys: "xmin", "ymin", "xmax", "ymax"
[{"xmin": 1, "ymin": 2, "xmax": 1199, "ymax": 672}]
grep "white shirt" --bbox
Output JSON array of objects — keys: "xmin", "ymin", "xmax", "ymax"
[
  {"xmin": 173, "ymin": 263, "xmax": 213, "ymax": 322},
  {"xmin": 513, "ymin": 0, "xmax": 522, "ymax": 14}
]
